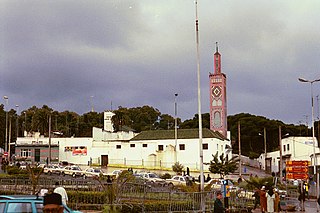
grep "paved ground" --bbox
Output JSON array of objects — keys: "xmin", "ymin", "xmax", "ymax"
[{"xmin": 252, "ymin": 199, "xmax": 318, "ymax": 213}]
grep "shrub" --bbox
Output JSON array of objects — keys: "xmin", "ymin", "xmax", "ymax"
[{"xmin": 160, "ymin": 173, "xmax": 171, "ymax": 179}]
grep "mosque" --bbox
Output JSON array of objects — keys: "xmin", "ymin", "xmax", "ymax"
[{"xmin": 15, "ymin": 46, "xmax": 231, "ymax": 171}]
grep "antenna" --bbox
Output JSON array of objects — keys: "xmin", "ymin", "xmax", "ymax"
[{"xmin": 216, "ymin": 41, "xmax": 218, "ymax": 52}]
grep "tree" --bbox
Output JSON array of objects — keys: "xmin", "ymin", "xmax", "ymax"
[
  {"xmin": 172, "ymin": 162, "xmax": 184, "ymax": 175},
  {"xmin": 209, "ymin": 152, "xmax": 238, "ymax": 178}
]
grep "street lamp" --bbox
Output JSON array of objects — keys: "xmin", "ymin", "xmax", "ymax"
[
  {"xmin": 3, "ymin": 96, "xmax": 9, "ymax": 154},
  {"xmin": 259, "ymin": 127, "xmax": 267, "ymax": 171},
  {"xmin": 299, "ymin": 77, "xmax": 320, "ymax": 211},
  {"xmin": 174, "ymin": 93, "xmax": 178, "ymax": 163},
  {"xmin": 15, "ymin": 105, "xmax": 19, "ymax": 138}
]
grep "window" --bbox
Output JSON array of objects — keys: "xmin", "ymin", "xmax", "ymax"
[
  {"xmin": 287, "ymin": 144, "xmax": 290, "ymax": 151},
  {"xmin": 0, "ymin": 203, "xmax": 5, "ymax": 212},
  {"xmin": 21, "ymin": 149, "xmax": 31, "ymax": 157},
  {"xmin": 158, "ymin": 145, "xmax": 164, "ymax": 151},
  {"xmin": 7, "ymin": 202, "xmax": 32, "ymax": 212},
  {"xmin": 179, "ymin": 144, "xmax": 185, "ymax": 150},
  {"xmin": 143, "ymin": 144, "xmax": 147, "ymax": 148},
  {"xmin": 130, "ymin": 144, "xmax": 135, "ymax": 148},
  {"xmin": 116, "ymin": 145, "xmax": 121, "ymax": 149},
  {"xmin": 203, "ymin": 144, "xmax": 208, "ymax": 150},
  {"xmin": 283, "ymin": 145, "xmax": 286, "ymax": 152}
]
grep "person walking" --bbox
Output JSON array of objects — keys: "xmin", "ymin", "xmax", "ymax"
[
  {"xmin": 274, "ymin": 189, "xmax": 280, "ymax": 213},
  {"xmin": 54, "ymin": 182, "xmax": 68, "ymax": 205},
  {"xmin": 253, "ymin": 189, "xmax": 260, "ymax": 210},
  {"xmin": 298, "ymin": 182, "xmax": 306, "ymax": 211},
  {"xmin": 214, "ymin": 191, "xmax": 226, "ymax": 213},
  {"xmin": 266, "ymin": 187, "xmax": 275, "ymax": 213},
  {"xmin": 259, "ymin": 186, "xmax": 267, "ymax": 213}
]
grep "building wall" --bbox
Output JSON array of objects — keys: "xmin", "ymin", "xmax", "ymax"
[
  {"xmin": 258, "ymin": 136, "xmax": 319, "ymax": 174},
  {"xmin": 15, "ymin": 129, "xmax": 231, "ymax": 171}
]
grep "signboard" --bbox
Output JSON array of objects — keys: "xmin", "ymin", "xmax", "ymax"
[
  {"xmin": 286, "ymin": 167, "xmax": 308, "ymax": 173},
  {"xmin": 286, "ymin": 160, "xmax": 310, "ymax": 180},
  {"xmin": 286, "ymin": 161, "xmax": 310, "ymax": 167},
  {"xmin": 3, "ymin": 152, "xmax": 8, "ymax": 156},
  {"xmin": 286, "ymin": 173, "xmax": 308, "ymax": 180}
]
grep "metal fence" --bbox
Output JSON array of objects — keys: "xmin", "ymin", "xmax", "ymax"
[{"xmin": 0, "ymin": 177, "xmax": 256, "ymax": 212}]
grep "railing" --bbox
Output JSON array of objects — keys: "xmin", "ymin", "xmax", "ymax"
[{"xmin": 0, "ymin": 177, "xmax": 220, "ymax": 212}]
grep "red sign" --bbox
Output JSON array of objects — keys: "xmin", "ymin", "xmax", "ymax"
[
  {"xmin": 286, "ymin": 173, "xmax": 308, "ymax": 180},
  {"xmin": 286, "ymin": 167, "xmax": 308, "ymax": 173},
  {"xmin": 3, "ymin": 152, "xmax": 8, "ymax": 156},
  {"xmin": 286, "ymin": 161, "xmax": 309, "ymax": 167}
]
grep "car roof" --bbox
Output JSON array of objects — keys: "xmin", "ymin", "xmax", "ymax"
[{"xmin": 0, "ymin": 195, "xmax": 43, "ymax": 200}]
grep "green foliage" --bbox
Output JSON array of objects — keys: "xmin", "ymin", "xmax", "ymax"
[
  {"xmin": 172, "ymin": 162, "xmax": 184, "ymax": 175},
  {"xmin": 245, "ymin": 176, "xmax": 275, "ymax": 190},
  {"xmin": 115, "ymin": 199, "xmax": 199, "ymax": 213},
  {"xmin": 6, "ymin": 166, "xmax": 28, "ymax": 175},
  {"xmin": 209, "ymin": 152, "xmax": 239, "ymax": 178},
  {"xmin": 160, "ymin": 173, "xmax": 171, "ymax": 179},
  {"xmin": 1, "ymin": 101, "xmax": 318, "ymax": 156}
]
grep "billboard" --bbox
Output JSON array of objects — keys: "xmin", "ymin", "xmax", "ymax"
[{"xmin": 64, "ymin": 146, "xmax": 87, "ymax": 156}]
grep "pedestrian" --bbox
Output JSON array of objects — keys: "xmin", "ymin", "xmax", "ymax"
[
  {"xmin": 298, "ymin": 182, "xmax": 306, "ymax": 211},
  {"xmin": 259, "ymin": 186, "xmax": 267, "ymax": 213},
  {"xmin": 266, "ymin": 187, "xmax": 275, "ymax": 213},
  {"xmin": 43, "ymin": 192, "xmax": 64, "ymax": 213},
  {"xmin": 206, "ymin": 174, "xmax": 211, "ymax": 182},
  {"xmin": 304, "ymin": 181, "xmax": 309, "ymax": 200},
  {"xmin": 252, "ymin": 189, "xmax": 260, "ymax": 209},
  {"xmin": 214, "ymin": 191, "xmax": 226, "ymax": 213},
  {"xmin": 54, "ymin": 182, "xmax": 68, "ymax": 206},
  {"xmin": 274, "ymin": 188, "xmax": 280, "ymax": 213}
]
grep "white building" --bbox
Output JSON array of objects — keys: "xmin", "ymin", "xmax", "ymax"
[
  {"xmin": 258, "ymin": 136, "xmax": 319, "ymax": 174},
  {"xmin": 14, "ymin": 111, "xmax": 231, "ymax": 171}
]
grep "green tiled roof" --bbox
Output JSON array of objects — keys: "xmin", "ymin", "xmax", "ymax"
[{"xmin": 131, "ymin": 128, "xmax": 226, "ymax": 141}]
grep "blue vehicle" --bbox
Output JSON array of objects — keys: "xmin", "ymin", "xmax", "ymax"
[{"xmin": 0, "ymin": 195, "xmax": 82, "ymax": 213}]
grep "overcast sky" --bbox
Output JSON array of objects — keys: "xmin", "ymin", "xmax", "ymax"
[{"xmin": 1, "ymin": 0, "xmax": 320, "ymax": 126}]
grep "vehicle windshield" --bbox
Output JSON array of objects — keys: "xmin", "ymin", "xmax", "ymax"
[
  {"xmin": 149, "ymin": 173, "xmax": 158, "ymax": 178},
  {"xmin": 93, "ymin": 169, "xmax": 101, "ymax": 173}
]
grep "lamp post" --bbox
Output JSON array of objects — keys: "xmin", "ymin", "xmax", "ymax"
[
  {"xmin": 259, "ymin": 127, "xmax": 267, "ymax": 171},
  {"xmin": 15, "ymin": 105, "xmax": 19, "ymax": 138},
  {"xmin": 3, "ymin": 96, "xmax": 9, "ymax": 154},
  {"xmin": 299, "ymin": 77, "xmax": 320, "ymax": 211},
  {"xmin": 195, "ymin": 1, "xmax": 204, "ymax": 211},
  {"xmin": 174, "ymin": 93, "xmax": 178, "ymax": 163}
]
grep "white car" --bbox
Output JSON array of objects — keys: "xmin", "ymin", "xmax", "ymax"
[
  {"xmin": 62, "ymin": 165, "xmax": 83, "ymax": 178},
  {"xmin": 83, "ymin": 168, "xmax": 106, "ymax": 179},
  {"xmin": 139, "ymin": 172, "xmax": 165, "ymax": 185},
  {"xmin": 166, "ymin": 175, "xmax": 192, "ymax": 186}
]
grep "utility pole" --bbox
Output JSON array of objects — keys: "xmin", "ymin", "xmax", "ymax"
[
  {"xmin": 174, "ymin": 93, "xmax": 178, "ymax": 163},
  {"xmin": 15, "ymin": 105, "xmax": 19, "ymax": 139},
  {"xmin": 8, "ymin": 116, "xmax": 12, "ymax": 161},
  {"xmin": 279, "ymin": 126, "xmax": 283, "ymax": 183},
  {"xmin": 48, "ymin": 114, "xmax": 52, "ymax": 164},
  {"xmin": 264, "ymin": 127, "xmax": 267, "ymax": 171},
  {"xmin": 238, "ymin": 121, "xmax": 241, "ymax": 177}
]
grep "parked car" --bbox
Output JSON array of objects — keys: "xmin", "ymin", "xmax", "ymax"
[
  {"xmin": 0, "ymin": 195, "xmax": 82, "ymax": 213},
  {"xmin": 166, "ymin": 175, "xmax": 193, "ymax": 186},
  {"xmin": 62, "ymin": 165, "xmax": 83, "ymax": 178},
  {"xmin": 82, "ymin": 168, "xmax": 106, "ymax": 179},
  {"xmin": 105, "ymin": 170, "xmax": 122, "ymax": 178},
  {"xmin": 139, "ymin": 172, "xmax": 166, "ymax": 185},
  {"xmin": 44, "ymin": 164, "xmax": 64, "ymax": 175}
]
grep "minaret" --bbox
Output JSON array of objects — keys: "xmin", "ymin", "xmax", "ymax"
[{"xmin": 209, "ymin": 42, "xmax": 227, "ymax": 137}]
